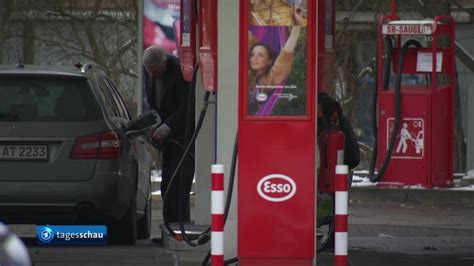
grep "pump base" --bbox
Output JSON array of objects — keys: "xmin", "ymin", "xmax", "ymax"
[
  {"xmin": 160, "ymin": 223, "xmax": 210, "ymax": 251},
  {"xmin": 240, "ymin": 258, "xmax": 313, "ymax": 266}
]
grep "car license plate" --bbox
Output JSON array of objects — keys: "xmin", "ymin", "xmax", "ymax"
[{"xmin": 0, "ymin": 145, "xmax": 48, "ymax": 160}]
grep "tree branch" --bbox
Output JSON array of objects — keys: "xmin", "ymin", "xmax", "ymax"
[
  {"xmin": 453, "ymin": 0, "xmax": 474, "ymax": 17},
  {"xmin": 109, "ymin": 37, "xmax": 137, "ymax": 68}
]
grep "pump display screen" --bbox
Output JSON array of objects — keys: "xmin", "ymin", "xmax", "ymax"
[{"xmin": 246, "ymin": 0, "xmax": 308, "ymax": 117}]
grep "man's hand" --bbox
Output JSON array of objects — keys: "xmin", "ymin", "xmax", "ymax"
[{"xmin": 152, "ymin": 124, "xmax": 171, "ymax": 141}]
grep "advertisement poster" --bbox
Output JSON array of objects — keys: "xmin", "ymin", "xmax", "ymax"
[
  {"xmin": 248, "ymin": 0, "xmax": 308, "ymax": 116},
  {"xmin": 143, "ymin": 0, "xmax": 181, "ymax": 56}
]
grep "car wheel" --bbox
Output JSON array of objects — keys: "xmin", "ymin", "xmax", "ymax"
[
  {"xmin": 108, "ymin": 191, "xmax": 137, "ymax": 245},
  {"xmin": 137, "ymin": 194, "xmax": 152, "ymax": 239}
]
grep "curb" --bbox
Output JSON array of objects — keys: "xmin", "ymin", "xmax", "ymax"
[{"xmin": 349, "ymin": 187, "xmax": 474, "ymax": 206}]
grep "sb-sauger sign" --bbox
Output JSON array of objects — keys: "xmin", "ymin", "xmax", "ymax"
[
  {"xmin": 382, "ymin": 23, "xmax": 433, "ymax": 35},
  {"xmin": 257, "ymin": 174, "xmax": 297, "ymax": 202}
]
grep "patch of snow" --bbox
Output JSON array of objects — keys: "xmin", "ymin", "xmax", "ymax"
[
  {"xmin": 462, "ymin": 170, "xmax": 474, "ymax": 179},
  {"xmin": 151, "ymin": 170, "xmax": 162, "ymax": 182},
  {"xmin": 353, "ymin": 170, "xmax": 474, "ymax": 191},
  {"xmin": 352, "ymin": 175, "xmax": 368, "ymax": 181},
  {"xmin": 351, "ymin": 175, "xmax": 377, "ymax": 187},
  {"xmin": 446, "ymin": 185, "xmax": 474, "ymax": 191},
  {"xmin": 354, "ymin": 170, "xmax": 371, "ymax": 175},
  {"xmin": 402, "ymin": 184, "xmax": 426, "ymax": 189}
]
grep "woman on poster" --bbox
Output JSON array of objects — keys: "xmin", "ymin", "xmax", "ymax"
[{"xmin": 248, "ymin": 6, "xmax": 304, "ymax": 115}]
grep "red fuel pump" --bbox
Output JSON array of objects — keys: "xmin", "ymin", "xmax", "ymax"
[
  {"xmin": 198, "ymin": 0, "xmax": 217, "ymax": 92},
  {"xmin": 372, "ymin": 14, "xmax": 456, "ymax": 187},
  {"xmin": 238, "ymin": 1, "xmax": 317, "ymax": 264},
  {"xmin": 178, "ymin": 0, "xmax": 196, "ymax": 82}
]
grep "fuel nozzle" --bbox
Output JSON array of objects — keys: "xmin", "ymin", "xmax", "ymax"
[
  {"xmin": 197, "ymin": 232, "xmax": 211, "ymax": 245},
  {"xmin": 147, "ymin": 125, "xmax": 164, "ymax": 149}
]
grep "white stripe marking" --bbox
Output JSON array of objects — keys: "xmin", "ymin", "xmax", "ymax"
[
  {"xmin": 212, "ymin": 191, "xmax": 225, "ymax": 214},
  {"xmin": 212, "ymin": 164, "xmax": 224, "ymax": 174},
  {"xmin": 211, "ymin": 232, "xmax": 224, "ymax": 255},
  {"xmin": 335, "ymin": 191, "xmax": 348, "ymax": 215},
  {"xmin": 335, "ymin": 232, "xmax": 348, "ymax": 255},
  {"xmin": 336, "ymin": 165, "xmax": 349, "ymax": 174}
]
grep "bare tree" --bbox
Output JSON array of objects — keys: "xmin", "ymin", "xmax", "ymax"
[
  {"xmin": 0, "ymin": 0, "xmax": 13, "ymax": 63},
  {"xmin": 2, "ymin": 0, "xmax": 139, "ymax": 114}
]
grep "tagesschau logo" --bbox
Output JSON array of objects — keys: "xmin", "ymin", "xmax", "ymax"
[
  {"xmin": 257, "ymin": 174, "xmax": 297, "ymax": 202},
  {"xmin": 37, "ymin": 225, "xmax": 107, "ymax": 245}
]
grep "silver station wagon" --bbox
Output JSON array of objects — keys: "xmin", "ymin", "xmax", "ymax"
[{"xmin": 0, "ymin": 64, "xmax": 157, "ymax": 244}]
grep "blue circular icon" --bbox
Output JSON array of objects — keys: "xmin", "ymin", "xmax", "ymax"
[{"xmin": 38, "ymin": 227, "xmax": 54, "ymax": 243}]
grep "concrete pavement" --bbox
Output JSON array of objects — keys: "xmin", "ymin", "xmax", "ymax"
[
  {"xmin": 349, "ymin": 186, "xmax": 474, "ymax": 206},
  {"xmin": 12, "ymin": 186, "xmax": 474, "ymax": 265},
  {"xmin": 148, "ymin": 187, "xmax": 474, "ymax": 265}
]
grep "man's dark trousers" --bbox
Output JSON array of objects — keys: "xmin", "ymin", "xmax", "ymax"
[{"xmin": 160, "ymin": 140, "xmax": 195, "ymax": 223}]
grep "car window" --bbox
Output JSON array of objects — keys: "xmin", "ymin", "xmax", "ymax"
[
  {"xmin": 96, "ymin": 78, "xmax": 121, "ymax": 118},
  {"xmin": 105, "ymin": 78, "xmax": 130, "ymax": 120},
  {"xmin": 0, "ymin": 76, "xmax": 102, "ymax": 122}
]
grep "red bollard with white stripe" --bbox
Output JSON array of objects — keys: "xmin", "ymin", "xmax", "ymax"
[
  {"xmin": 335, "ymin": 165, "xmax": 349, "ymax": 266},
  {"xmin": 211, "ymin": 164, "xmax": 224, "ymax": 266}
]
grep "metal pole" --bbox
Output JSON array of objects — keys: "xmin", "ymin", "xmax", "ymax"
[
  {"xmin": 137, "ymin": 0, "xmax": 144, "ymax": 116},
  {"xmin": 211, "ymin": 164, "xmax": 224, "ymax": 266},
  {"xmin": 335, "ymin": 165, "xmax": 349, "ymax": 266}
]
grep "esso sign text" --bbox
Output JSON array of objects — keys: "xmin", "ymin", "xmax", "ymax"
[
  {"xmin": 264, "ymin": 182, "xmax": 292, "ymax": 194},
  {"xmin": 257, "ymin": 174, "xmax": 297, "ymax": 202}
]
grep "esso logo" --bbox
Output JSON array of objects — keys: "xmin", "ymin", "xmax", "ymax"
[
  {"xmin": 256, "ymin": 93, "xmax": 268, "ymax": 103},
  {"xmin": 257, "ymin": 174, "xmax": 297, "ymax": 202}
]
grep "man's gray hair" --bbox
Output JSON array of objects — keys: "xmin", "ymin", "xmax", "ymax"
[{"xmin": 143, "ymin": 45, "xmax": 167, "ymax": 66}]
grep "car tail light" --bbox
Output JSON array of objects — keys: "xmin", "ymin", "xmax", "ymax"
[{"xmin": 70, "ymin": 132, "xmax": 122, "ymax": 159}]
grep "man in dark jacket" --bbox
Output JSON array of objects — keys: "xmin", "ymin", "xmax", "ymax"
[{"xmin": 143, "ymin": 45, "xmax": 195, "ymax": 222}]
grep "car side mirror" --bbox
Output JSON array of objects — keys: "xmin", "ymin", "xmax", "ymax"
[{"xmin": 125, "ymin": 110, "xmax": 161, "ymax": 132}]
